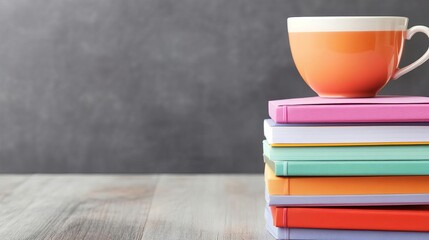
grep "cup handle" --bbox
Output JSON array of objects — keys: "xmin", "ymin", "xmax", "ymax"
[{"xmin": 393, "ymin": 25, "xmax": 429, "ymax": 80}]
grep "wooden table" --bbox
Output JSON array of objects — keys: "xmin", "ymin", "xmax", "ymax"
[{"xmin": 0, "ymin": 175, "xmax": 272, "ymax": 240}]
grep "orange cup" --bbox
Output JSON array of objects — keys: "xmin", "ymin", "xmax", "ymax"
[{"xmin": 288, "ymin": 16, "xmax": 429, "ymax": 98}]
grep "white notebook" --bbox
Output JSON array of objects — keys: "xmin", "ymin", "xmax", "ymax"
[{"xmin": 264, "ymin": 119, "xmax": 429, "ymax": 145}]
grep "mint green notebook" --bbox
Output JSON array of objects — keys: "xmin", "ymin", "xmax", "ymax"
[
  {"xmin": 263, "ymin": 140, "xmax": 429, "ymax": 161},
  {"xmin": 264, "ymin": 155, "xmax": 429, "ymax": 176}
]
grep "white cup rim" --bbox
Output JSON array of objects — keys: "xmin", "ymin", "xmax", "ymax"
[
  {"xmin": 288, "ymin": 16, "xmax": 409, "ymax": 32},
  {"xmin": 288, "ymin": 16, "xmax": 408, "ymax": 20}
]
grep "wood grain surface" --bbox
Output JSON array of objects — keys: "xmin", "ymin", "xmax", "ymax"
[{"xmin": 0, "ymin": 175, "xmax": 271, "ymax": 240}]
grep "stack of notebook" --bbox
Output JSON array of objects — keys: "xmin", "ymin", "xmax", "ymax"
[{"xmin": 263, "ymin": 95, "xmax": 429, "ymax": 240}]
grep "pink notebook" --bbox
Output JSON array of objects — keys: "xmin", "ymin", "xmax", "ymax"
[{"xmin": 269, "ymin": 95, "xmax": 429, "ymax": 123}]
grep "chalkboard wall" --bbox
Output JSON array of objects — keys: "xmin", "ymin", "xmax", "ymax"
[{"xmin": 0, "ymin": 0, "xmax": 428, "ymax": 172}]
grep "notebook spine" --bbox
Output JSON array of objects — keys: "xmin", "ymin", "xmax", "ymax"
[{"xmin": 269, "ymin": 102, "xmax": 288, "ymax": 123}]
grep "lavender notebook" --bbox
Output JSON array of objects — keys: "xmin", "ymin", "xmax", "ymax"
[
  {"xmin": 265, "ymin": 188, "xmax": 429, "ymax": 207},
  {"xmin": 268, "ymin": 95, "xmax": 429, "ymax": 123}
]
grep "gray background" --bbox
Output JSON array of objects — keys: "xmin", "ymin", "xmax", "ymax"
[{"xmin": 0, "ymin": 0, "xmax": 428, "ymax": 173}]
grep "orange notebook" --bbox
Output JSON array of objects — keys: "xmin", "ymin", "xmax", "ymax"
[
  {"xmin": 265, "ymin": 164, "xmax": 429, "ymax": 195},
  {"xmin": 270, "ymin": 205, "xmax": 429, "ymax": 232}
]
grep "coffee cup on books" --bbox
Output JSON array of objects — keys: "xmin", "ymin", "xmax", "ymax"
[{"xmin": 287, "ymin": 16, "xmax": 429, "ymax": 98}]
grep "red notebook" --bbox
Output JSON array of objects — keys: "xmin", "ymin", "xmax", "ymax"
[
  {"xmin": 270, "ymin": 205, "xmax": 429, "ymax": 232},
  {"xmin": 268, "ymin": 95, "xmax": 429, "ymax": 123}
]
